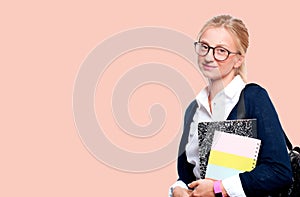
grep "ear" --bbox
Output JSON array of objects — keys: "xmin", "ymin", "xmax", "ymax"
[{"xmin": 233, "ymin": 55, "xmax": 245, "ymax": 69}]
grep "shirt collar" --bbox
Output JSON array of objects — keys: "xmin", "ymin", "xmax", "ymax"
[
  {"xmin": 196, "ymin": 75, "xmax": 246, "ymax": 107},
  {"xmin": 223, "ymin": 75, "xmax": 246, "ymax": 99}
]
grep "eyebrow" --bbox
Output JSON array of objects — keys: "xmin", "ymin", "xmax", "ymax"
[{"xmin": 199, "ymin": 40, "xmax": 231, "ymax": 49}]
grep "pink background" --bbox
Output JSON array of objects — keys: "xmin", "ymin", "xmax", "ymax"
[{"xmin": 1, "ymin": 1, "xmax": 300, "ymax": 196}]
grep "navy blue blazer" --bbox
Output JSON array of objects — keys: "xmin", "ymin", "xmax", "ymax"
[{"xmin": 177, "ymin": 84, "xmax": 293, "ymax": 196}]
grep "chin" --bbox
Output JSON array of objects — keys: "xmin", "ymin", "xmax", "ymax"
[{"xmin": 200, "ymin": 71, "xmax": 221, "ymax": 81}]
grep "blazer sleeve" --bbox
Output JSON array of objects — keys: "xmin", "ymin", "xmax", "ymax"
[
  {"xmin": 239, "ymin": 85, "xmax": 293, "ymax": 196},
  {"xmin": 176, "ymin": 101, "xmax": 197, "ymax": 185}
]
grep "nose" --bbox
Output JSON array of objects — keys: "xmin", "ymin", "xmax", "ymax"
[{"xmin": 204, "ymin": 48, "xmax": 214, "ymax": 62}]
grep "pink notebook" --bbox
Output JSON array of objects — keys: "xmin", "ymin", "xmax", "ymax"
[{"xmin": 205, "ymin": 131, "xmax": 261, "ymax": 180}]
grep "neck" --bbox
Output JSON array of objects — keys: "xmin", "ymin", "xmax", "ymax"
[{"xmin": 207, "ymin": 74, "xmax": 236, "ymax": 100}]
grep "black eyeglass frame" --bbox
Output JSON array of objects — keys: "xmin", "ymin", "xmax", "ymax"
[{"xmin": 194, "ymin": 42, "xmax": 241, "ymax": 61}]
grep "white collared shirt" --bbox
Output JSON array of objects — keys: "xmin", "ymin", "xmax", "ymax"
[{"xmin": 169, "ymin": 75, "xmax": 247, "ymax": 197}]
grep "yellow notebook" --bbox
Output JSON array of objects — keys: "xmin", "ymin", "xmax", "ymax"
[{"xmin": 205, "ymin": 131, "xmax": 261, "ymax": 180}]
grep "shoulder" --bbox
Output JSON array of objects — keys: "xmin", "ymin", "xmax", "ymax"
[
  {"xmin": 185, "ymin": 100, "xmax": 198, "ymax": 113},
  {"xmin": 244, "ymin": 83, "xmax": 266, "ymax": 93},
  {"xmin": 243, "ymin": 83, "xmax": 274, "ymax": 112},
  {"xmin": 244, "ymin": 83, "xmax": 270, "ymax": 99},
  {"xmin": 184, "ymin": 100, "xmax": 198, "ymax": 123}
]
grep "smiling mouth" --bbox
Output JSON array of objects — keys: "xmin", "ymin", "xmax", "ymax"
[{"xmin": 203, "ymin": 64, "xmax": 218, "ymax": 69}]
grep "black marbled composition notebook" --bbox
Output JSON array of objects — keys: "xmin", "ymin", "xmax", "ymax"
[{"xmin": 197, "ymin": 119, "xmax": 257, "ymax": 179}]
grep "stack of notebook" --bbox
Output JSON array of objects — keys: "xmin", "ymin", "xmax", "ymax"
[{"xmin": 198, "ymin": 119, "xmax": 260, "ymax": 180}]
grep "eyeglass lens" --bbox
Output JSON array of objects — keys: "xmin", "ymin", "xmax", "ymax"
[{"xmin": 195, "ymin": 42, "xmax": 230, "ymax": 61}]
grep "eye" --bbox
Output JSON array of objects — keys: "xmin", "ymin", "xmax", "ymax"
[
  {"xmin": 215, "ymin": 47, "xmax": 228, "ymax": 55},
  {"xmin": 200, "ymin": 43, "xmax": 209, "ymax": 50}
]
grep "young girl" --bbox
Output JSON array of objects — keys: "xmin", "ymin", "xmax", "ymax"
[{"xmin": 170, "ymin": 15, "xmax": 292, "ymax": 197}]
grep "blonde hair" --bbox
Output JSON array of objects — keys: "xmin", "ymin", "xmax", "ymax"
[{"xmin": 198, "ymin": 15, "xmax": 249, "ymax": 82}]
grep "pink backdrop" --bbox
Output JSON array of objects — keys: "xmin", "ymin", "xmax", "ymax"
[{"xmin": 1, "ymin": 1, "xmax": 299, "ymax": 196}]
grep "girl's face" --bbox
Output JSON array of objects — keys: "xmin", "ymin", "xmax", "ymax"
[{"xmin": 197, "ymin": 27, "xmax": 244, "ymax": 82}]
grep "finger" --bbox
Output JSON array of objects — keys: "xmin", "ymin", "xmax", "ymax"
[
  {"xmin": 186, "ymin": 189, "xmax": 193, "ymax": 194},
  {"xmin": 189, "ymin": 190, "xmax": 197, "ymax": 197},
  {"xmin": 188, "ymin": 180, "xmax": 200, "ymax": 188}
]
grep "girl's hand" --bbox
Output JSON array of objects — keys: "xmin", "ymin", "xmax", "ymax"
[
  {"xmin": 188, "ymin": 179, "xmax": 214, "ymax": 197},
  {"xmin": 172, "ymin": 186, "xmax": 192, "ymax": 197}
]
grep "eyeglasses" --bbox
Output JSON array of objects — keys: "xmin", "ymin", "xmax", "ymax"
[{"xmin": 194, "ymin": 42, "xmax": 241, "ymax": 61}]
